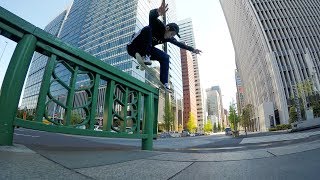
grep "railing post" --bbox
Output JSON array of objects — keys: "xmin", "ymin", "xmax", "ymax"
[
  {"xmin": 0, "ymin": 34, "xmax": 37, "ymax": 145},
  {"xmin": 153, "ymin": 97, "xmax": 159, "ymax": 138},
  {"xmin": 103, "ymin": 80, "xmax": 115, "ymax": 131},
  {"xmin": 35, "ymin": 54, "xmax": 57, "ymax": 122},
  {"xmin": 142, "ymin": 93, "xmax": 154, "ymax": 150}
]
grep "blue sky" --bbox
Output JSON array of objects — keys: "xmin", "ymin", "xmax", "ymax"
[{"xmin": 0, "ymin": 0, "xmax": 236, "ymax": 109}]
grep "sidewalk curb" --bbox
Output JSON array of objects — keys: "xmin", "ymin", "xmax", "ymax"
[{"xmin": 0, "ymin": 143, "xmax": 35, "ymax": 153}]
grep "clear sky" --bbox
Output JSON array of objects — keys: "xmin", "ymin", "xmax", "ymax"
[{"xmin": 0, "ymin": 0, "xmax": 236, "ymax": 109}]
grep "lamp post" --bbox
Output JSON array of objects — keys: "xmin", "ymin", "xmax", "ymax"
[{"xmin": 0, "ymin": 41, "xmax": 8, "ymax": 63}]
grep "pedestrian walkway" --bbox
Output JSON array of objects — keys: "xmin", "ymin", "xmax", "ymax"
[
  {"xmin": 240, "ymin": 129, "xmax": 320, "ymax": 144},
  {"xmin": 1, "ymin": 137, "xmax": 320, "ymax": 180}
]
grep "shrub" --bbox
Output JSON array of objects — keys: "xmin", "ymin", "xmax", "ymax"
[{"xmin": 269, "ymin": 124, "xmax": 292, "ymax": 131}]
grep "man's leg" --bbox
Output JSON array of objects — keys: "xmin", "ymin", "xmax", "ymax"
[{"xmin": 150, "ymin": 47, "xmax": 170, "ymax": 85}]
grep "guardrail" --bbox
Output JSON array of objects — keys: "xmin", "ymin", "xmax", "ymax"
[{"xmin": 0, "ymin": 7, "xmax": 159, "ymax": 150}]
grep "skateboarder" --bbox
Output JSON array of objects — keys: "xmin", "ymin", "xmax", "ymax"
[{"xmin": 127, "ymin": 0, "xmax": 202, "ymax": 91}]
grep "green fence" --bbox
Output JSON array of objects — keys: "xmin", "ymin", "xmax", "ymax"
[{"xmin": 0, "ymin": 7, "xmax": 159, "ymax": 150}]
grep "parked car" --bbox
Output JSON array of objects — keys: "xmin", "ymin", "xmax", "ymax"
[
  {"xmin": 169, "ymin": 131, "xmax": 181, "ymax": 138},
  {"xmin": 195, "ymin": 133, "xmax": 204, "ymax": 136},
  {"xmin": 159, "ymin": 132, "xmax": 171, "ymax": 138},
  {"xmin": 181, "ymin": 130, "xmax": 190, "ymax": 137},
  {"xmin": 225, "ymin": 127, "xmax": 232, "ymax": 135}
]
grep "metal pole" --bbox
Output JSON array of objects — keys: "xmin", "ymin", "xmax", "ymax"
[
  {"xmin": 163, "ymin": 0, "xmax": 167, "ymax": 53},
  {"xmin": 0, "ymin": 41, "xmax": 8, "ymax": 63},
  {"xmin": 142, "ymin": 93, "xmax": 154, "ymax": 150}
]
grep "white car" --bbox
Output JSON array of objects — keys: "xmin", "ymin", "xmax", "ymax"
[{"xmin": 169, "ymin": 131, "xmax": 181, "ymax": 138}]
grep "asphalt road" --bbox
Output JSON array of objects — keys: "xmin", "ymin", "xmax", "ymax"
[{"xmin": 13, "ymin": 127, "xmax": 320, "ymax": 153}]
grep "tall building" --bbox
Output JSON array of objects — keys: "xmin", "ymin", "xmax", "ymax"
[
  {"xmin": 221, "ymin": 0, "xmax": 320, "ymax": 131},
  {"xmin": 206, "ymin": 86, "xmax": 224, "ymax": 126},
  {"xmin": 21, "ymin": 0, "xmax": 184, "ymax": 127},
  {"xmin": 180, "ymin": 49, "xmax": 197, "ymax": 130},
  {"xmin": 177, "ymin": 18, "xmax": 204, "ymax": 132}
]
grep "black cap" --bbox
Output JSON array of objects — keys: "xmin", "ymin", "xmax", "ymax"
[{"xmin": 167, "ymin": 23, "xmax": 181, "ymax": 38}]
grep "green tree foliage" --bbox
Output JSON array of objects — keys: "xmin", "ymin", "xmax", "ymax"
[
  {"xmin": 187, "ymin": 112, "xmax": 197, "ymax": 133},
  {"xmin": 218, "ymin": 123, "xmax": 221, "ymax": 132},
  {"xmin": 240, "ymin": 104, "xmax": 254, "ymax": 133},
  {"xmin": 289, "ymin": 106, "xmax": 298, "ymax": 124},
  {"xmin": 16, "ymin": 109, "xmax": 24, "ymax": 119},
  {"xmin": 204, "ymin": 120, "xmax": 213, "ymax": 133},
  {"xmin": 228, "ymin": 102, "xmax": 239, "ymax": 131},
  {"xmin": 71, "ymin": 111, "xmax": 83, "ymax": 125},
  {"xmin": 310, "ymin": 94, "xmax": 320, "ymax": 118},
  {"xmin": 163, "ymin": 93, "xmax": 174, "ymax": 131}
]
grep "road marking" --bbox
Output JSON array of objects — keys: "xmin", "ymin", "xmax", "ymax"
[
  {"xmin": 187, "ymin": 146, "xmax": 245, "ymax": 151},
  {"xmin": 14, "ymin": 133, "xmax": 40, "ymax": 138}
]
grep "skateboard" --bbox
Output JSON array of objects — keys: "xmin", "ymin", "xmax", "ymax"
[{"xmin": 135, "ymin": 53, "xmax": 171, "ymax": 93}]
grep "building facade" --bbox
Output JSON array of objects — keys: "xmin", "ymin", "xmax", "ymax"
[
  {"xmin": 181, "ymin": 49, "xmax": 197, "ymax": 130},
  {"xmin": 206, "ymin": 86, "xmax": 224, "ymax": 126},
  {"xmin": 177, "ymin": 18, "xmax": 204, "ymax": 132},
  {"xmin": 221, "ymin": 0, "xmax": 320, "ymax": 131},
  {"xmin": 21, "ymin": 10, "xmax": 68, "ymax": 110}
]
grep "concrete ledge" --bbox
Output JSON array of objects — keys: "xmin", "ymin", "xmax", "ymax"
[
  {"xmin": 148, "ymin": 150, "xmax": 273, "ymax": 162},
  {"xmin": 291, "ymin": 119, "xmax": 320, "ymax": 132},
  {"xmin": 0, "ymin": 144, "xmax": 35, "ymax": 153}
]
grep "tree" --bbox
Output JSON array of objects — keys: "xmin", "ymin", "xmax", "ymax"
[
  {"xmin": 71, "ymin": 111, "xmax": 83, "ymax": 125},
  {"xmin": 163, "ymin": 93, "xmax": 174, "ymax": 131},
  {"xmin": 222, "ymin": 124, "xmax": 225, "ymax": 132},
  {"xmin": 310, "ymin": 93, "xmax": 320, "ymax": 118},
  {"xmin": 218, "ymin": 123, "xmax": 221, "ymax": 132},
  {"xmin": 289, "ymin": 106, "xmax": 298, "ymax": 124},
  {"xmin": 311, "ymin": 99, "xmax": 320, "ymax": 118},
  {"xmin": 228, "ymin": 102, "xmax": 239, "ymax": 131},
  {"xmin": 295, "ymin": 80, "xmax": 314, "ymax": 121},
  {"xmin": 240, "ymin": 104, "xmax": 253, "ymax": 135},
  {"xmin": 213, "ymin": 122, "xmax": 217, "ymax": 133},
  {"xmin": 204, "ymin": 120, "xmax": 213, "ymax": 133},
  {"xmin": 186, "ymin": 112, "xmax": 197, "ymax": 133}
]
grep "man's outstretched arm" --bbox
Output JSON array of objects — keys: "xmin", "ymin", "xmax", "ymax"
[{"xmin": 168, "ymin": 38, "xmax": 202, "ymax": 54}]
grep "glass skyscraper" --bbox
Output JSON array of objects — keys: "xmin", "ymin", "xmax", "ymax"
[
  {"xmin": 21, "ymin": 10, "xmax": 67, "ymax": 109},
  {"xmin": 221, "ymin": 0, "xmax": 320, "ymax": 131}
]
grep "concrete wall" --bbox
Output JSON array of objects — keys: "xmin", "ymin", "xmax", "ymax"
[{"xmin": 258, "ymin": 102, "xmax": 275, "ymax": 132}]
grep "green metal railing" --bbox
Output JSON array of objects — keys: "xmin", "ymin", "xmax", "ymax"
[{"xmin": 0, "ymin": 7, "xmax": 159, "ymax": 150}]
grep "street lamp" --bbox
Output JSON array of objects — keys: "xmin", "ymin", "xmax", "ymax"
[{"xmin": 0, "ymin": 41, "xmax": 8, "ymax": 63}]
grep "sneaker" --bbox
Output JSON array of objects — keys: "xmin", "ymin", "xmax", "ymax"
[
  {"xmin": 163, "ymin": 83, "xmax": 172, "ymax": 92},
  {"xmin": 144, "ymin": 55, "xmax": 152, "ymax": 65}
]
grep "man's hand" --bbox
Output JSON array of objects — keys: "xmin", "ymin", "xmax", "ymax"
[
  {"xmin": 193, "ymin": 49, "xmax": 202, "ymax": 55},
  {"xmin": 158, "ymin": 0, "xmax": 168, "ymax": 16}
]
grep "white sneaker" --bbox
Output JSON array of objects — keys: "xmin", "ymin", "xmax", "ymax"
[
  {"xmin": 164, "ymin": 83, "xmax": 172, "ymax": 92},
  {"xmin": 144, "ymin": 55, "xmax": 152, "ymax": 65}
]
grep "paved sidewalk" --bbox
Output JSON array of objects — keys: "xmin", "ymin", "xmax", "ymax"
[
  {"xmin": 1, "ymin": 137, "xmax": 320, "ymax": 180},
  {"xmin": 240, "ymin": 129, "xmax": 320, "ymax": 144}
]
